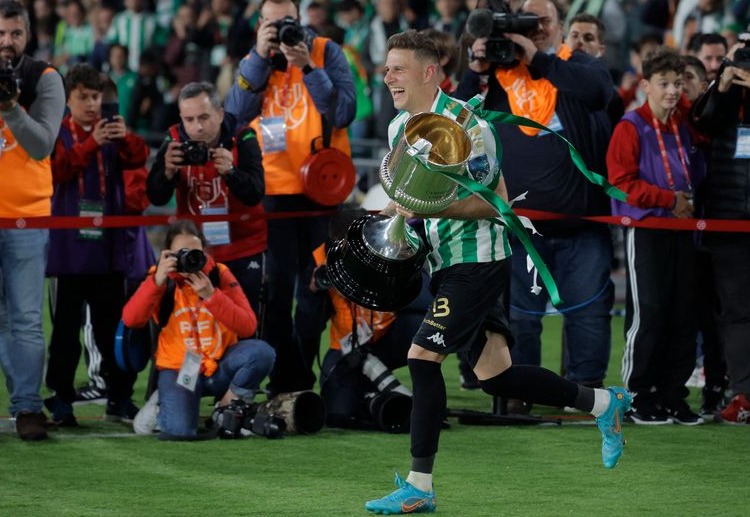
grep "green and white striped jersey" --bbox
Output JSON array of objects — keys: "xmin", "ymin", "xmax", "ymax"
[{"xmin": 387, "ymin": 89, "xmax": 512, "ymax": 273}]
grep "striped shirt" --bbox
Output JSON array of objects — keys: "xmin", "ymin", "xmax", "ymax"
[
  {"xmin": 387, "ymin": 89, "xmax": 511, "ymax": 272},
  {"xmin": 106, "ymin": 10, "xmax": 165, "ymax": 71}
]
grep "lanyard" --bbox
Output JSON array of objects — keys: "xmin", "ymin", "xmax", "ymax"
[
  {"xmin": 186, "ymin": 296, "xmax": 208, "ymax": 356},
  {"xmin": 652, "ymin": 114, "xmax": 692, "ymax": 192},
  {"xmin": 69, "ymin": 119, "xmax": 106, "ymax": 199}
]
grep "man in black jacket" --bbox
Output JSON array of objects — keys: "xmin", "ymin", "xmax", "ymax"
[
  {"xmin": 454, "ymin": 0, "xmax": 614, "ymax": 401},
  {"xmin": 692, "ymin": 45, "xmax": 750, "ymax": 424}
]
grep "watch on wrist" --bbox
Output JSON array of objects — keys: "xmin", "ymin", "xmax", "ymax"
[{"xmin": 302, "ymin": 64, "xmax": 314, "ymax": 75}]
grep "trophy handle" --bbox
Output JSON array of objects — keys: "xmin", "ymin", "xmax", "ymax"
[{"xmin": 456, "ymin": 94, "xmax": 484, "ymax": 129}]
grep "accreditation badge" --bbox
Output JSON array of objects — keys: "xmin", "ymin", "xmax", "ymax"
[
  {"xmin": 259, "ymin": 116, "xmax": 287, "ymax": 153},
  {"xmin": 78, "ymin": 200, "xmax": 104, "ymax": 241},
  {"xmin": 201, "ymin": 206, "xmax": 231, "ymax": 246},
  {"xmin": 734, "ymin": 126, "xmax": 750, "ymax": 158},
  {"xmin": 177, "ymin": 350, "xmax": 202, "ymax": 392}
]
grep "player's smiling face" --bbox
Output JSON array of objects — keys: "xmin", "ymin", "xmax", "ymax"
[{"xmin": 384, "ymin": 48, "xmax": 435, "ymax": 115}]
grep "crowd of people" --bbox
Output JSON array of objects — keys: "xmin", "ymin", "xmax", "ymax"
[{"xmin": 1, "ymin": 0, "xmax": 750, "ymax": 511}]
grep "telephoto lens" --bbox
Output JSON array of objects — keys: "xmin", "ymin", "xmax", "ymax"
[{"xmin": 361, "ymin": 353, "xmax": 412, "ymax": 396}]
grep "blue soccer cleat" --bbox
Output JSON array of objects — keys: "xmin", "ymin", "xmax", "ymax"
[
  {"xmin": 365, "ymin": 472, "xmax": 436, "ymax": 514},
  {"xmin": 596, "ymin": 387, "xmax": 633, "ymax": 469}
]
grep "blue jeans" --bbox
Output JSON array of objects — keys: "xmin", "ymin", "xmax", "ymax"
[
  {"xmin": 157, "ymin": 339, "xmax": 275, "ymax": 437},
  {"xmin": 509, "ymin": 227, "xmax": 613, "ymax": 385},
  {"xmin": 0, "ymin": 229, "xmax": 49, "ymax": 415}
]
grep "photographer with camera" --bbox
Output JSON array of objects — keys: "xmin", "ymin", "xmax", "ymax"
[
  {"xmin": 122, "ymin": 219, "xmax": 275, "ymax": 439},
  {"xmin": 311, "ymin": 206, "xmax": 430, "ymax": 433},
  {"xmin": 148, "ymin": 81, "xmax": 269, "ymax": 338},
  {"xmin": 454, "ymin": 0, "xmax": 615, "ymax": 399},
  {"xmin": 691, "ymin": 35, "xmax": 750, "ymax": 424},
  {"xmin": 0, "ymin": 0, "xmax": 65, "ymax": 441},
  {"xmin": 43, "ymin": 64, "xmax": 151, "ymax": 427},
  {"xmin": 224, "ymin": 0, "xmax": 355, "ymax": 396}
]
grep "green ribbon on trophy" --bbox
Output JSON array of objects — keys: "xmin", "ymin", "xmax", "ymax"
[
  {"xmin": 428, "ymin": 95, "xmax": 627, "ymax": 308},
  {"xmin": 440, "ymin": 169, "xmax": 563, "ymax": 306}
]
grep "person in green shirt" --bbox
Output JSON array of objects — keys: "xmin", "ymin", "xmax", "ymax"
[{"xmin": 107, "ymin": 44, "xmax": 138, "ymax": 129}]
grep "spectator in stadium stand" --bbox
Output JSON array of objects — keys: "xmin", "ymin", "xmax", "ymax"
[
  {"xmin": 686, "ymin": 32, "xmax": 727, "ymax": 83},
  {"xmin": 0, "ymin": 0, "xmax": 66, "ymax": 441},
  {"xmin": 105, "ymin": 0, "xmax": 167, "ymax": 73}
]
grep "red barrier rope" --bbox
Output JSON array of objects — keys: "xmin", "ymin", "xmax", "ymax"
[
  {"xmin": 514, "ymin": 208, "xmax": 750, "ymax": 233},
  {"xmin": 0, "ymin": 210, "xmax": 338, "ymax": 229},
  {"xmin": 0, "ymin": 208, "xmax": 749, "ymax": 232}
]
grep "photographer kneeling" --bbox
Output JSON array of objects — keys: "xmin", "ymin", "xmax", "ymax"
[
  {"xmin": 313, "ymin": 207, "xmax": 430, "ymax": 433},
  {"xmin": 122, "ymin": 220, "xmax": 275, "ymax": 438}
]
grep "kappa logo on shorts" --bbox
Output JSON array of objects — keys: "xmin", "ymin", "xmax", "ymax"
[{"xmin": 426, "ymin": 332, "xmax": 446, "ymax": 346}]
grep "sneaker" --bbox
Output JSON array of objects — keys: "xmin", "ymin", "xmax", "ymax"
[
  {"xmin": 627, "ymin": 401, "xmax": 674, "ymax": 425},
  {"xmin": 133, "ymin": 390, "xmax": 159, "ymax": 435},
  {"xmin": 595, "ymin": 387, "xmax": 632, "ymax": 469},
  {"xmin": 365, "ymin": 472, "xmax": 436, "ymax": 514},
  {"xmin": 73, "ymin": 383, "xmax": 107, "ymax": 406},
  {"xmin": 105, "ymin": 399, "xmax": 139, "ymax": 424},
  {"xmin": 43, "ymin": 396, "xmax": 78, "ymax": 427},
  {"xmin": 665, "ymin": 401, "xmax": 704, "ymax": 426},
  {"xmin": 700, "ymin": 385, "xmax": 728, "ymax": 422},
  {"xmin": 720, "ymin": 393, "xmax": 750, "ymax": 424},
  {"xmin": 15, "ymin": 411, "xmax": 49, "ymax": 441}
]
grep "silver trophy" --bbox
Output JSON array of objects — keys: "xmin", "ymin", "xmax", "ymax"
[{"xmin": 326, "ymin": 111, "xmax": 473, "ymax": 310}]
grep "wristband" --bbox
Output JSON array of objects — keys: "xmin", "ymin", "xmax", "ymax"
[{"xmin": 302, "ymin": 64, "xmax": 314, "ymax": 75}]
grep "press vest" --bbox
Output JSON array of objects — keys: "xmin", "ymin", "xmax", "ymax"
[
  {"xmin": 250, "ymin": 37, "xmax": 351, "ymax": 195},
  {"xmin": 0, "ymin": 60, "xmax": 57, "ymax": 217},
  {"xmin": 154, "ymin": 263, "xmax": 238, "ymax": 376},
  {"xmin": 313, "ymin": 244, "xmax": 395, "ymax": 350}
]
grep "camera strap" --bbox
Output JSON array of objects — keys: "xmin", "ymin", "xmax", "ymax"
[
  {"xmin": 316, "ymin": 87, "xmax": 338, "ymax": 152},
  {"xmin": 68, "ymin": 119, "xmax": 106, "ymax": 199}
]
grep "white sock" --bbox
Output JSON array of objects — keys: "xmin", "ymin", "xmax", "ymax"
[
  {"xmin": 406, "ymin": 471, "xmax": 433, "ymax": 492},
  {"xmin": 590, "ymin": 389, "xmax": 611, "ymax": 417}
]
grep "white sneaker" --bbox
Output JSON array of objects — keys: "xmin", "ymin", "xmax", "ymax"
[{"xmin": 133, "ymin": 390, "xmax": 159, "ymax": 435}]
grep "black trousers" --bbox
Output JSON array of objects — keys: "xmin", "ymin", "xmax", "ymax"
[
  {"xmin": 46, "ymin": 274, "xmax": 135, "ymax": 403},
  {"xmin": 621, "ymin": 228, "xmax": 697, "ymax": 405},
  {"xmin": 704, "ymin": 232, "xmax": 750, "ymax": 396},
  {"xmin": 262, "ymin": 194, "xmax": 332, "ymax": 394},
  {"xmin": 694, "ymin": 246, "xmax": 726, "ymax": 391}
]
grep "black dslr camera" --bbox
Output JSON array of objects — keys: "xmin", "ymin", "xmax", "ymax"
[
  {"xmin": 0, "ymin": 60, "xmax": 20, "ymax": 103},
  {"xmin": 272, "ymin": 16, "xmax": 306, "ymax": 46},
  {"xmin": 210, "ymin": 399, "xmax": 286, "ymax": 439},
  {"xmin": 734, "ymin": 33, "xmax": 750, "ymax": 69},
  {"xmin": 171, "ymin": 248, "xmax": 207, "ymax": 274},
  {"xmin": 466, "ymin": 1, "xmax": 539, "ymax": 67},
  {"xmin": 180, "ymin": 140, "xmax": 210, "ymax": 166}
]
